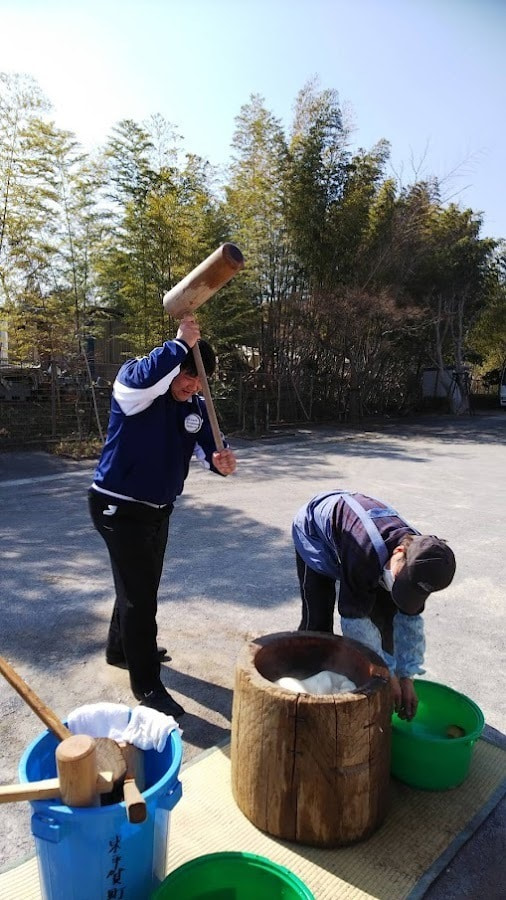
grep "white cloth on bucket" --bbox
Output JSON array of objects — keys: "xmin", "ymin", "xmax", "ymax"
[
  {"xmin": 122, "ymin": 706, "xmax": 182, "ymax": 753},
  {"xmin": 67, "ymin": 702, "xmax": 182, "ymax": 752},
  {"xmin": 68, "ymin": 702, "xmax": 130, "ymax": 740},
  {"xmin": 275, "ymin": 670, "xmax": 357, "ymax": 695}
]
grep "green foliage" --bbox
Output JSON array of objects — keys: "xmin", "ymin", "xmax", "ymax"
[
  {"xmin": 225, "ymin": 93, "xmax": 293, "ymax": 371},
  {"xmin": 1, "ymin": 74, "xmax": 108, "ymax": 367},
  {"xmin": 94, "ymin": 117, "xmax": 256, "ymax": 357},
  {"xmin": 287, "ymin": 78, "xmax": 351, "ymax": 288},
  {"xmin": 1, "ymin": 70, "xmax": 502, "ymax": 425},
  {"xmin": 469, "ymin": 246, "xmax": 506, "ymax": 370}
]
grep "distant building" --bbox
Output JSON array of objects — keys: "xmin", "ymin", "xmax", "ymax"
[{"xmin": 421, "ymin": 366, "xmax": 469, "ymax": 399}]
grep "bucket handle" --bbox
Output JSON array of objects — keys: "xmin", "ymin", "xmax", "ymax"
[
  {"xmin": 31, "ymin": 813, "xmax": 62, "ymax": 844},
  {"xmin": 156, "ymin": 779, "xmax": 182, "ymax": 812}
]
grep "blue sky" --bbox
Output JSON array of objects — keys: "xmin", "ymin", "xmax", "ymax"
[{"xmin": 1, "ymin": 0, "xmax": 505, "ymax": 239}]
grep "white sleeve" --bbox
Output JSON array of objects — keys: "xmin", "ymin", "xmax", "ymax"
[
  {"xmin": 113, "ymin": 339, "xmax": 188, "ymax": 416},
  {"xmin": 114, "ymin": 367, "xmax": 181, "ymax": 415}
]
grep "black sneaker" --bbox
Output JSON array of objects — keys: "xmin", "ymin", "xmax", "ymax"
[
  {"xmin": 106, "ymin": 647, "xmax": 171, "ymax": 669},
  {"xmin": 135, "ymin": 687, "xmax": 185, "ymax": 720}
]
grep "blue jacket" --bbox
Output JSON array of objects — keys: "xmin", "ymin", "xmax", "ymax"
[{"xmin": 92, "ymin": 338, "xmax": 223, "ymax": 505}]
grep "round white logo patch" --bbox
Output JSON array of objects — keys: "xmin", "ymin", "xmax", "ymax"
[{"xmin": 184, "ymin": 413, "xmax": 203, "ymax": 433}]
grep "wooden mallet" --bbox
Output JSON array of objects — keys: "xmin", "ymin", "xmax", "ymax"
[
  {"xmin": 0, "ymin": 656, "xmax": 146, "ymax": 821},
  {"xmin": 162, "ymin": 242, "xmax": 244, "ymax": 450},
  {"xmin": 0, "ymin": 739, "xmax": 114, "ymax": 806}
]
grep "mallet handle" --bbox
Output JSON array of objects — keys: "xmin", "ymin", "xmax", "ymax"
[
  {"xmin": 0, "ymin": 777, "xmax": 64, "ymax": 804},
  {"xmin": 193, "ymin": 342, "xmax": 224, "ymax": 451},
  {"xmin": 117, "ymin": 741, "xmax": 147, "ymax": 824},
  {"xmin": 0, "ymin": 656, "xmax": 71, "ymax": 741},
  {"xmin": 0, "ymin": 770, "xmax": 114, "ymax": 805}
]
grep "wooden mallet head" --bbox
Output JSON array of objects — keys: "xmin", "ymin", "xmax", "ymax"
[{"xmin": 162, "ymin": 243, "xmax": 244, "ymax": 320}]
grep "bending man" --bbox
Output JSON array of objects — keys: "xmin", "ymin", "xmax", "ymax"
[{"xmin": 292, "ymin": 490, "xmax": 456, "ymax": 720}]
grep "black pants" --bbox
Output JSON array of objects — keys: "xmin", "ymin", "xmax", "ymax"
[
  {"xmin": 88, "ymin": 490, "xmax": 173, "ymax": 696},
  {"xmin": 295, "ymin": 551, "xmax": 395, "ymax": 653},
  {"xmin": 296, "ymin": 551, "xmax": 336, "ymax": 632}
]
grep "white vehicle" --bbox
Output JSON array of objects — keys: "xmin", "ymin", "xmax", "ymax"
[{"xmin": 500, "ymin": 365, "xmax": 506, "ymax": 408}]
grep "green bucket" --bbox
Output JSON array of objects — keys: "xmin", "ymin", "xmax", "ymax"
[
  {"xmin": 391, "ymin": 679, "xmax": 485, "ymax": 790},
  {"xmin": 151, "ymin": 852, "xmax": 315, "ymax": 899}
]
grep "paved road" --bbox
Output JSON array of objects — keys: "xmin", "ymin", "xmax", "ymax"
[{"xmin": 0, "ymin": 411, "xmax": 505, "ymax": 896}]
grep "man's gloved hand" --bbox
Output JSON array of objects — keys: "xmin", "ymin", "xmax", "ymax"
[{"xmin": 390, "ymin": 675, "xmax": 418, "ymax": 721}]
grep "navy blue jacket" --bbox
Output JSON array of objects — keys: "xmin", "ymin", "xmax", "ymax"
[
  {"xmin": 92, "ymin": 338, "xmax": 223, "ymax": 505},
  {"xmin": 293, "ymin": 491, "xmax": 416, "ymax": 618}
]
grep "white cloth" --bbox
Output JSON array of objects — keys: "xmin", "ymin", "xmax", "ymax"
[
  {"xmin": 275, "ymin": 670, "xmax": 357, "ymax": 695},
  {"xmin": 121, "ymin": 705, "xmax": 182, "ymax": 752},
  {"xmin": 67, "ymin": 702, "xmax": 182, "ymax": 751},
  {"xmin": 67, "ymin": 703, "xmax": 130, "ymax": 740}
]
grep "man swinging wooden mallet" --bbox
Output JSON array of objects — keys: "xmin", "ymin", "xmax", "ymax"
[{"xmin": 89, "ymin": 244, "xmax": 244, "ymax": 718}]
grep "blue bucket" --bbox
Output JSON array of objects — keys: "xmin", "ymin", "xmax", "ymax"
[{"xmin": 18, "ymin": 725, "xmax": 183, "ymax": 900}]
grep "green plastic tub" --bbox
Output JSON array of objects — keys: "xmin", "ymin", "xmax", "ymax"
[
  {"xmin": 151, "ymin": 851, "xmax": 315, "ymax": 899},
  {"xmin": 391, "ymin": 679, "xmax": 485, "ymax": 790}
]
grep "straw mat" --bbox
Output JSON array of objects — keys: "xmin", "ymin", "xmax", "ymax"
[
  {"xmin": 166, "ymin": 736, "xmax": 506, "ymax": 899},
  {"xmin": 0, "ymin": 735, "xmax": 504, "ymax": 900}
]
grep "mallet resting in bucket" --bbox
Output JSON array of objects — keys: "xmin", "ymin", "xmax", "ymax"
[{"xmin": 0, "ymin": 655, "xmax": 146, "ymax": 819}]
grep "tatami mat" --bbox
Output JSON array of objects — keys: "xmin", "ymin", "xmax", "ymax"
[
  {"xmin": 1, "ymin": 736, "xmax": 505, "ymax": 899},
  {"xmin": 166, "ymin": 737, "xmax": 506, "ymax": 900}
]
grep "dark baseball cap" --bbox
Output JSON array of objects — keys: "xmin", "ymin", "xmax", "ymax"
[{"xmin": 392, "ymin": 535, "xmax": 456, "ymax": 615}]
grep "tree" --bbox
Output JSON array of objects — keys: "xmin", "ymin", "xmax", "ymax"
[
  {"xmin": 5, "ymin": 117, "xmax": 105, "ymax": 361},
  {"xmin": 95, "ymin": 116, "xmax": 251, "ymax": 367},
  {"xmin": 287, "ymin": 77, "xmax": 351, "ymax": 289},
  {"xmin": 469, "ymin": 246, "xmax": 506, "ymax": 373},
  {"xmin": 406, "ymin": 202, "xmax": 497, "ymax": 413},
  {"xmin": 225, "ymin": 94, "xmax": 291, "ymax": 372},
  {"xmin": 0, "ymin": 73, "xmax": 50, "ymax": 267}
]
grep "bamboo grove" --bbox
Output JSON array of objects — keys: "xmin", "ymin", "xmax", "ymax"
[{"xmin": 1, "ymin": 72, "xmax": 505, "ymax": 432}]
